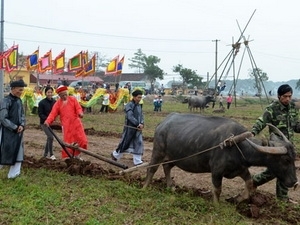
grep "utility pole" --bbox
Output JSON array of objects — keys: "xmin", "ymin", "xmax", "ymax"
[
  {"xmin": 0, "ymin": 0, "xmax": 4, "ymax": 100},
  {"xmin": 212, "ymin": 39, "xmax": 220, "ymax": 90}
]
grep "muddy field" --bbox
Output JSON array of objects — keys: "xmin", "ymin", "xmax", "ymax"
[{"xmin": 22, "ymin": 124, "xmax": 300, "ymax": 224}]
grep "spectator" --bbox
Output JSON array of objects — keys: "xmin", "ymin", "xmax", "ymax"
[
  {"xmin": 57, "ymin": 78, "xmax": 62, "ymax": 87},
  {"xmin": 154, "ymin": 95, "xmax": 163, "ymax": 111},
  {"xmin": 99, "ymin": 89, "xmax": 110, "ymax": 113},
  {"xmin": 32, "ymin": 86, "xmax": 43, "ymax": 115},
  {"xmin": 160, "ymin": 84, "xmax": 165, "ymax": 96},
  {"xmin": 62, "ymin": 78, "xmax": 68, "ymax": 86},
  {"xmin": 38, "ymin": 86, "xmax": 56, "ymax": 160},
  {"xmin": 115, "ymin": 83, "xmax": 119, "ymax": 92},
  {"xmin": 226, "ymin": 93, "xmax": 233, "ymax": 109},
  {"xmin": 218, "ymin": 94, "xmax": 224, "ymax": 108},
  {"xmin": 194, "ymin": 86, "xmax": 198, "ymax": 96},
  {"xmin": 85, "ymin": 92, "xmax": 93, "ymax": 113},
  {"xmin": 220, "ymin": 82, "xmax": 226, "ymax": 92},
  {"xmin": 127, "ymin": 82, "xmax": 132, "ymax": 93},
  {"xmin": 217, "ymin": 81, "xmax": 222, "ymax": 93},
  {"xmin": 0, "ymin": 80, "xmax": 26, "ymax": 179}
]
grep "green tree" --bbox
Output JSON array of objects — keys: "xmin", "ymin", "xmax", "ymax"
[
  {"xmin": 296, "ymin": 79, "xmax": 300, "ymax": 90},
  {"xmin": 142, "ymin": 55, "xmax": 164, "ymax": 92},
  {"xmin": 128, "ymin": 48, "xmax": 146, "ymax": 73},
  {"xmin": 173, "ymin": 64, "xmax": 202, "ymax": 93},
  {"xmin": 249, "ymin": 68, "xmax": 268, "ymax": 95},
  {"xmin": 90, "ymin": 51, "xmax": 109, "ymax": 71}
]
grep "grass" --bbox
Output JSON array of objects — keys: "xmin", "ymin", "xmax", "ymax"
[
  {"xmin": 0, "ymin": 168, "xmax": 248, "ymax": 225},
  {"xmin": 2, "ymin": 95, "xmax": 299, "ymax": 224}
]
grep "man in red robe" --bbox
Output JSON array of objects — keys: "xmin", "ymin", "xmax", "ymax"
[{"xmin": 44, "ymin": 85, "xmax": 88, "ymax": 159}]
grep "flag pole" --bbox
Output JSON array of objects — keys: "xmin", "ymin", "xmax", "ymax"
[
  {"xmin": 0, "ymin": 0, "xmax": 4, "ymax": 99},
  {"xmin": 37, "ymin": 71, "xmax": 40, "ymax": 87},
  {"xmin": 51, "ymin": 67, "xmax": 53, "ymax": 87}
]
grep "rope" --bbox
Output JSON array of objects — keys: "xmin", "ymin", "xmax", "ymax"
[
  {"xmin": 140, "ymin": 133, "xmax": 248, "ymax": 170},
  {"xmin": 123, "ymin": 124, "xmax": 142, "ymax": 130},
  {"xmin": 145, "ymin": 144, "xmax": 221, "ymax": 169}
]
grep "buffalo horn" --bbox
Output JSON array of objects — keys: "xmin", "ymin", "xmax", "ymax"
[
  {"xmin": 266, "ymin": 123, "xmax": 290, "ymax": 143},
  {"xmin": 232, "ymin": 131, "xmax": 253, "ymax": 143},
  {"xmin": 246, "ymin": 138, "xmax": 287, "ymax": 155}
]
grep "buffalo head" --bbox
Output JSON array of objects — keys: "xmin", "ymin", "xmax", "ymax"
[{"xmin": 246, "ymin": 123, "xmax": 298, "ymax": 189}]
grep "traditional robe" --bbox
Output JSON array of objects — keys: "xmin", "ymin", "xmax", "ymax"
[
  {"xmin": 115, "ymin": 100, "xmax": 144, "ymax": 155},
  {"xmin": 45, "ymin": 96, "xmax": 87, "ymax": 158},
  {"xmin": 0, "ymin": 94, "xmax": 25, "ymax": 165}
]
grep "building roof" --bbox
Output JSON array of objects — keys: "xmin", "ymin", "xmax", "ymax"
[
  {"xmin": 30, "ymin": 73, "xmax": 103, "ymax": 85},
  {"xmin": 99, "ymin": 73, "xmax": 147, "ymax": 84}
]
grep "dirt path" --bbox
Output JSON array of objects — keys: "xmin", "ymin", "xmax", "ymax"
[{"xmin": 23, "ymin": 127, "xmax": 300, "ymax": 202}]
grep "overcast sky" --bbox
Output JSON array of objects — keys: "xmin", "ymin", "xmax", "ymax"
[{"xmin": 4, "ymin": 0, "xmax": 300, "ymax": 82}]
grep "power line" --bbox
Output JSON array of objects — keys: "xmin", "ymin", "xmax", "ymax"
[
  {"xmin": 5, "ymin": 37, "xmax": 213, "ymax": 54},
  {"xmin": 6, "ymin": 21, "xmax": 212, "ymax": 43}
]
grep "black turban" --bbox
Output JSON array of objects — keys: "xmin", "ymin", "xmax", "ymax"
[
  {"xmin": 277, "ymin": 84, "xmax": 293, "ymax": 96},
  {"xmin": 132, "ymin": 89, "xmax": 143, "ymax": 96},
  {"xmin": 10, "ymin": 79, "xmax": 26, "ymax": 88}
]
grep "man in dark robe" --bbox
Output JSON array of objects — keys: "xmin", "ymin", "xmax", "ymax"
[
  {"xmin": 0, "ymin": 80, "xmax": 26, "ymax": 178},
  {"xmin": 111, "ymin": 89, "xmax": 144, "ymax": 165}
]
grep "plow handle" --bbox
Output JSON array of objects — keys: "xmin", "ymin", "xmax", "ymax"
[{"xmin": 48, "ymin": 127, "xmax": 72, "ymax": 158}]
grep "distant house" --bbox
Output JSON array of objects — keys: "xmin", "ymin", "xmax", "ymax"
[
  {"xmin": 99, "ymin": 73, "xmax": 147, "ymax": 85},
  {"xmin": 30, "ymin": 72, "xmax": 103, "ymax": 87}
]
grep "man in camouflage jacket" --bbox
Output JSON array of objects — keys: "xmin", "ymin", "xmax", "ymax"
[{"xmin": 251, "ymin": 84, "xmax": 300, "ymax": 203}]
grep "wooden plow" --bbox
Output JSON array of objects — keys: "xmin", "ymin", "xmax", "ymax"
[{"xmin": 48, "ymin": 127, "xmax": 129, "ymax": 170}]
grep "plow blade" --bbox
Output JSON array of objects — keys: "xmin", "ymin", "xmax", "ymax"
[
  {"xmin": 63, "ymin": 143, "xmax": 128, "ymax": 169},
  {"xmin": 48, "ymin": 127, "xmax": 128, "ymax": 169}
]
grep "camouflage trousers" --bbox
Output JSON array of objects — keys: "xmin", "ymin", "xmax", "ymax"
[{"xmin": 252, "ymin": 168, "xmax": 288, "ymax": 200}]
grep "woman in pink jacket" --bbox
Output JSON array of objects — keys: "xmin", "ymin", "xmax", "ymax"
[{"xmin": 226, "ymin": 93, "xmax": 233, "ymax": 110}]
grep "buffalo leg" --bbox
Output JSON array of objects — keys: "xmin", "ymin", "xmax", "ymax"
[
  {"xmin": 143, "ymin": 164, "xmax": 160, "ymax": 188},
  {"xmin": 211, "ymin": 174, "xmax": 223, "ymax": 203},
  {"xmin": 143, "ymin": 142, "xmax": 166, "ymax": 188},
  {"xmin": 237, "ymin": 170, "xmax": 254, "ymax": 202},
  {"xmin": 162, "ymin": 163, "xmax": 175, "ymax": 187},
  {"xmin": 226, "ymin": 170, "xmax": 253, "ymax": 203}
]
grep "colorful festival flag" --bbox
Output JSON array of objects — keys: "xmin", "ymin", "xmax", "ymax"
[
  {"xmin": 74, "ymin": 70, "xmax": 84, "ymax": 77},
  {"xmin": 0, "ymin": 52, "xmax": 5, "ymax": 70},
  {"xmin": 27, "ymin": 49, "xmax": 39, "ymax": 71},
  {"xmin": 116, "ymin": 55, "xmax": 125, "ymax": 75},
  {"xmin": 53, "ymin": 49, "xmax": 65, "ymax": 74},
  {"xmin": 105, "ymin": 55, "xmax": 119, "ymax": 75},
  {"xmin": 68, "ymin": 51, "xmax": 82, "ymax": 72},
  {"xmin": 83, "ymin": 54, "xmax": 96, "ymax": 77},
  {"xmin": 38, "ymin": 50, "xmax": 52, "ymax": 73},
  {"xmin": 82, "ymin": 51, "xmax": 88, "ymax": 65},
  {"xmin": 4, "ymin": 45, "xmax": 18, "ymax": 72},
  {"xmin": 75, "ymin": 54, "xmax": 96, "ymax": 77}
]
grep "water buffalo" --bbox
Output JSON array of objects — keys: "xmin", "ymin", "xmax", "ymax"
[
  {"xmin": 143, "ymin": 113, "xmax": 298, "ymax": 203},
  {"xmin": 188, "ymin": 95, "xmax": 215, "ymax": 112}
]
